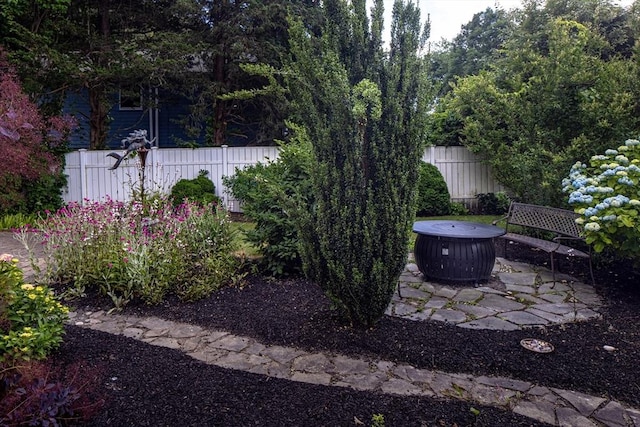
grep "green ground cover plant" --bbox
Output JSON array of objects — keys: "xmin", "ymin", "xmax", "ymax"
[
  {"xmin": 0, "ymin": 213, "xmax": 39, "ymax": 231},
  {"xmin": 1, "ymin": 255, "xmax": 68, "ymax": 362}
]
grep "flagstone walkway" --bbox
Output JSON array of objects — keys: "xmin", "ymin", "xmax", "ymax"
[{"xmin": 67, "ymin": 308, "xmax": 638, "ymax": 427}]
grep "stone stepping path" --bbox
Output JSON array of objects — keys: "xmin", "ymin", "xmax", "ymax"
[
  {"xmin": 68, "ymin": 310, "xmax": 640, "ymax": 427},
  {"xmin": 389, "ymin": 257, "xmax": 603, "ymax": 330}
]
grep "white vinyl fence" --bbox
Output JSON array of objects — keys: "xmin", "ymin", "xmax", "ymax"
[{"xmin": 63, "ymin": 145, "xmax": 505, "ymax": 211}]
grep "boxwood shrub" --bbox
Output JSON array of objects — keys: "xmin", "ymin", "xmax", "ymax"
[{"xmin": 415, "ymin": 162, "xmax": 451, "ymax": 216}]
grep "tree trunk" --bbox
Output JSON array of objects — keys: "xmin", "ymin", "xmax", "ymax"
[
  {"xmin": 213, "ymin": 53, "xmax": 227, "ymax": 146},
  {"xmin": 89, "ymin": 86, "xmax": 109, "ymax": 149},
  {"xmin": 87, "ymin": 0, "xmax": 111, "ymax": 150}
]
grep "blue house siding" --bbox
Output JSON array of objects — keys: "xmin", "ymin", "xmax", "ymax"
[
  {"xmin": 156, "ymin": 98, "xmax": 206, "ymax": 147},
  {"xmin": 63, "ymin": 91, "xmax": 91, "ymax": 150},
  {"xmin": 64, "ymin": 89, "xmax": 208, "ymax": 149}
]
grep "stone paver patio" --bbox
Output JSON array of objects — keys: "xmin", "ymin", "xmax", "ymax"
[{"xmin": 389, "ymin": 255, "xmax": 603, "ymax": 330}]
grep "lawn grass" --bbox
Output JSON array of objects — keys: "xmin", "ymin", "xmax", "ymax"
[{"xmin": 230, "ymin": 221, "xmax": 260, "ymax": 258}]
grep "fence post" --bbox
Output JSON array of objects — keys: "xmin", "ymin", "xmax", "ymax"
[
  {"xmin": 149, "ymin": 146, "xmax": 159, "ymax": 194},
  {"xmin": 79, "ymin": 149, "xmax": 88, "ymax": 205},
  {"xmin": 221, "ymin": 145, "xmax": 229, "ymax": 210}
]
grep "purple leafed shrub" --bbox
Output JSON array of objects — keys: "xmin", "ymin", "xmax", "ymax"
[
  {"xmin": 0, "ymin": 48, "xmax": 76, "ymax": 214},
  {"xmin": 0, "ymin": 360, "xmax": 105, "ymax": 426}
]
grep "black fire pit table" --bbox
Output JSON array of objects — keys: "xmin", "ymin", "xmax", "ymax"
[{"xmin": 412, "ymin": 220, "xmax": 506, "ymax": 283}]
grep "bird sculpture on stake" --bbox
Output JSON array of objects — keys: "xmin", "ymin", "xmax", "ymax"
[
  {"xmin": 106, "ymin": 129, "xmax": 155, "ymax": 170},
  {"xmin": 106, "ymin": 129, "xmax": 156, "ymax": 206}
]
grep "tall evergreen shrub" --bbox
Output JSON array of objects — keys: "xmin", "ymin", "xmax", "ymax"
[{"xmin": 284, "ymin": 0, "xmax": 429, "ymax": 327}]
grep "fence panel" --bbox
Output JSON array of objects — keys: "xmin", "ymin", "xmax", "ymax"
[
  {"xmin": 63, "ymin": 145, "xmax": 502, "ymax": 211},
  {"xmin": 423, "ymin": 146, "xmax": 505, "ymax": 209}
]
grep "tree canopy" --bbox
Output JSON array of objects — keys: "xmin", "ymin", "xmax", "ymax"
[
  {"xmin": 1, "ymin": 0, "xmax": 322, "ymax": 148},
  {"xmin": 427, "ymin": 0, "xmax": 640, "ymax": 206}
]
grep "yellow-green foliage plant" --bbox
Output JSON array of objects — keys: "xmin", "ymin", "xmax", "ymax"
[{"xmin": 0, "ymin": 254, "xmax": 68, "ymax": 362}]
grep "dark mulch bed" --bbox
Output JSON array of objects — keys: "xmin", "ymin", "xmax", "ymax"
[{"xmin": 50, "ymin": 241, "xmax": 639, "ymax": 426}]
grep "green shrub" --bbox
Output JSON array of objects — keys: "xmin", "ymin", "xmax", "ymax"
[
  {"xmin": 449, "ymin": 202, "xmax": 470, "ymax": 216},
  {"xmin": 563, "ymin": 138, "xmax": 640, "ymax": 264},
  {"xmin": 224, "ymin": 124, "xmax": 313, "ymax": 276},
  {"xmin": 476, "ymin": 192, "xmax": 511, "ymax": 215},
  {"xmin": 170, "ymin": 170, "xmax": 219, "ymax": 207},
  {"xmin": 0, "ymin": 255, "xmax": 68, "ymax": 362},
  {"xmin": 415, "ymin": 162, "xmax": 451, "ymax": 216}
]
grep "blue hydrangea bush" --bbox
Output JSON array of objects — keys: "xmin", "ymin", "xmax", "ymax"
[{"xmin": 563, "ymin": 139, "xmax": 640, "ymax": 263}]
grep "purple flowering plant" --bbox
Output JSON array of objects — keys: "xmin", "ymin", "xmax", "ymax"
[
  {"xmin": 18, "ymin": 196, "xmax": 242, "ymax": 309},
  {"xmin": 563, "ymin": 138, "xmax": 640, "ymax": 263}
]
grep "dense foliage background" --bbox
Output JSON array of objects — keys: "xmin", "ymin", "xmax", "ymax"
[
  {"xmin": 3, "ymin": 0, "xmax": 638, "ymax": 203},
  {"xmin": 427, "ymin": 0, "xmax": 640, "ymax": 206}
]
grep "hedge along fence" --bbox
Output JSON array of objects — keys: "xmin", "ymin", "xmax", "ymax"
[{"xmin": 62, "ymin": 145, "xmax": 505, "ymax": 211}]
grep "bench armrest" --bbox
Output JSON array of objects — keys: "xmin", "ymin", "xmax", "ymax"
[{"xmin": 492, "ymin": 215, "xmax": 509, "ymax": 226}]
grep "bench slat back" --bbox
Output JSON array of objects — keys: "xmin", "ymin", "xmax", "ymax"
[{"xmin": 506, "ymin": 202, "xmax": 583, "ymax": 238}]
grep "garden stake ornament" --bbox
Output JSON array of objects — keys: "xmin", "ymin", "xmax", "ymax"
[
  {"xmin": 107, "ymin": 129, "xmax": 155, "ymax": 170},
  {"xmin": 106, "ymin": 129, "xmax": 156, "ymax": 205}
]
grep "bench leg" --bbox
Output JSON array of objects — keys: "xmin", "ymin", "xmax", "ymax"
[
  {"xmin": 550, "ymin": 252, "xmax": 557, "ymax": 285},
  {"xmin": 502, "ymin": 237, "xmax": 508, "ymax": 260},
  {"xmin": 588, "ymin": 257, "xmax": 596, "ymax": 286}
]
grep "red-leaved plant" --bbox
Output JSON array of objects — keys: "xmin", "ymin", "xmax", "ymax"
[
  {"xmin": 0, "ymin": 48, "xmax": 76, "ymax": 213},
  {"xmin": 0, "ymin": 359, "xmax": 105, "ymax": 426}
]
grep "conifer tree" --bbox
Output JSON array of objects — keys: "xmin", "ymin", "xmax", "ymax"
[{"xmin": 286, "ymin": 0, "xmax": 429, "ymax": 327}]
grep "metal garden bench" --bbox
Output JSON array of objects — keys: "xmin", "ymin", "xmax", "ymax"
[{"xmin": 493, "ymin": 202, "xmax": 595, "ymax": 285}]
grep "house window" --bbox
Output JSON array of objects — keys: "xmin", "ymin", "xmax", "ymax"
[{"xmin": 119, "ymin": 85, "xmax": 143, "ymax": 111}]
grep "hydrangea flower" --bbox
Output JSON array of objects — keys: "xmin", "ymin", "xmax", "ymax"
[
  {"xmin": 618, "ymin": 176, "xmax": 634, "ymax": 186},
  {"xmin": 564, "ymin": 138, "xmax": 640, "ymax": 260},
  {"xmin": 585, "ymin": 222, "xmax": 601, "ymax": 231}
]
